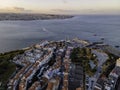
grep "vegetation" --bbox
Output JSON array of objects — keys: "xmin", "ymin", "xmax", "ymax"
[
  {"xmin": 70, "ymin": 47, "xmax": 97, "ymax": 76},
  {"xmin": 70, "ymin": 47, "xmax": 98, "ymax": 90},
  {"xmin": 0, "ymin": 50, "xmax": 25, "ymax": 90},
  {"xmin": 102, "ymin": 52, "xmax": 119, "ymax": 77}
]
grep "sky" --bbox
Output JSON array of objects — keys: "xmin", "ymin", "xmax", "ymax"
[{"xmin": 0, "ymin": 0, "xmax": 120, "ymax": 14}]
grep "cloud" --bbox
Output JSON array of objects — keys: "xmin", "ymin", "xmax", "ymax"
[
  {"xmin": 13, "ymin": 7, "xmax": 32, "ymax": 13},
  {"xmin": 51, "ymin": 8, "xmax": 120, "ymax": 15},
  {"xmin": 50, "ymin": 9, "xmax": 80, "ymax": 15},
  {"xmin": 56, "ymin": 9, "xmax": 98, "ymax": 13},
  {"xmin": 0, "ymin": 7, "xmax": 32, "ymax": 13},
  {"xmin": 52, "ymin": 9, "xmax": 78, "ymax": 13},
  {"xmin": 14, "ymin": 7, "xmax": 25, "ymax": 11},
  {"xmin": 62, "ymin": 0, "xmax": 67, "ymax": 4}
]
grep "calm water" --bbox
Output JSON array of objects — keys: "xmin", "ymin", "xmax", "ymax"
[{"xmin": 0, "ymin": 15, "xmax": 120, "ymax": 53}]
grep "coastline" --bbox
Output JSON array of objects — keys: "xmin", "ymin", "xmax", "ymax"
[
  {"xmin": 0, "ymin": 38, "xmax": 120, "ymax": 56},
  {"xmin": 0, "ymin": 13, "xmax": 74, "ymax": 21},
  {"xmin": 0, "ymin": 38, "xmax": 120, "ymax": 55},
  {"xmin": 0, "ymin": 38, "xmax": 120, "ymax": 90}
]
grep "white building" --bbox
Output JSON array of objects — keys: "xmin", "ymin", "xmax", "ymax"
[{"xmin": 116, "ymin": 58, "xmax": 120, "ymax": 67}]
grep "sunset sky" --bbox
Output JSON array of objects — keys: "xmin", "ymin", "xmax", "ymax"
[{"xmin": 0, "ymin": 0, "xmax": 120, "ymax": 14}]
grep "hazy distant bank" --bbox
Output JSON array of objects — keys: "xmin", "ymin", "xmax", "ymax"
[{"xmin": 0, "ymin": 13, "xmax": 73, "ymax": 21}]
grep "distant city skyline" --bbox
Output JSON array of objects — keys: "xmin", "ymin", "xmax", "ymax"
[{"xmin": 0, "ymin": 0, "xmax": 120, "ymax": 14}]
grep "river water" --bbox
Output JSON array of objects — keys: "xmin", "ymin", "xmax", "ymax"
[{"xmin": 0, "ymin": 15, "xmax": 120, "ymax": 53}]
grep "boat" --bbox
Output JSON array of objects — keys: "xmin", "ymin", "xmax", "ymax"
[
  {"xmin": 115, "ymin": 45, "xmax": 120, "ymax": 48},
  {"xmin": 101, "ymin": 37, "xmax": 105, "ymax": 40}
]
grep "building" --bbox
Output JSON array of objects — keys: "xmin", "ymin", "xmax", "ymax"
[{"xmin": 116, "ymin": 58, "xmax": 120, "ymax": 67}]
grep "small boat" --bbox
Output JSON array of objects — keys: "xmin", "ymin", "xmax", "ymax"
[
  {"xmin": 101, "ymin": 37, "xmax": 105, "ymax": 40},
  {"xmin": 115, "ymin": 45, "xmax": 120, "ymax": 48},
  {"xmin": 42, "ymin": 27, "xmax": 48, "ymax": 32},
  {"xmin": 93, "ymin": 34, "xmax": 97, "ymax": 36}
]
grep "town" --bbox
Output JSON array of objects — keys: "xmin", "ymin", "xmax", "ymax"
[{"xmin": 1, "ymin": 38, "xmax": 120, "ymax": 90}]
